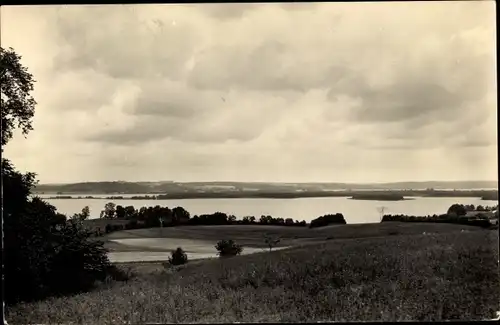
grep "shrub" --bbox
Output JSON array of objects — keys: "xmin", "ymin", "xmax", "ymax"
[
  {"xmin": 168, "ymin": 247, "xmax": 188, "ymax": 266},
  {"xmin": 447, "ymin": 204, "xmax": 467, "ymax": 217},
  {"xmin": 45, "ymin": 220, "xmax": 112, "ymax": 296},
  {"xmin": 309, "ymin": 213, "xmax": 346, "ymax": 228},
  {"xmin": 105, "ymin": 265, "xmax": 135, "ymax": 282},
  {"xmin": 215, "ymin": 239, "xmax": 243, "ymax": 258},
  {"xmin": 4, "ymin": 196, "xmax": 114, "ymax": 304}
]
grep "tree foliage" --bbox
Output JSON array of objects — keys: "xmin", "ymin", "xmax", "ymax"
[
  {"xmin": 115, "ymin": 205, "xmax": 126, "ymax": 219},
  {"xmin": 1, "ymin": 47, "xmax": 36, "ymax": 147},
  {"xmin": 102, "ymin": 202, "xmax": 117, "ymax": 219},
  {"xmin": 264, "ymin": 234, "xmax": 281, "ymax": 252},
  {"xmin": 447, "ymin": 204, "xmax": 467, "ymax": 217},
  {"xmin": 72, "ymin": 205, "xmax": 90, "ymax": 221}
]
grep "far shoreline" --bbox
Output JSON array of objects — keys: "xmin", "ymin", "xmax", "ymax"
[
  {"xmin": 34, "ymin": 191, "xmax": 497, "ymax": 201},
  {"xmin": 38, "ymin": 195, "xmax": 414, "ymax": 201}
]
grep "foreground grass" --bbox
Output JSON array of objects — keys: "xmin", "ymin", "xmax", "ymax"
[{"xmin": 7, "ymin": 229, "xmax": 499, "ymax": 323}]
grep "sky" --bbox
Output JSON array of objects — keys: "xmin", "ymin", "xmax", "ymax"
[{"xmin": 1, "ymin": 2, "xmax": 497, "ymax": 184}]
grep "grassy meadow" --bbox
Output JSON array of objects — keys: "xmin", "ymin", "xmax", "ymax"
[
  {"xmin": 6, "ymin": 223, "xmax": 500, "ymax": 323},
  {"xmin": 102, "ymin": 222, "xmax": 484, "ymax": 249}
]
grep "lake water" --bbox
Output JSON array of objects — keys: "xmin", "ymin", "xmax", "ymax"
[{"xmin": 41, "ymin": 195, "xmax": 498, "ymax": 224}]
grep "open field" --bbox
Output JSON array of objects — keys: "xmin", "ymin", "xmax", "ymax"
[
  {"xmin": 102, "ymin": 222, "xmax": 486, "ymax": 250},
  {"xmin": 101, "ymin": 223, "xmax": 489, "ymax": 263},
  {"xmin": 6, "ymin": 226, "xmax": 499, "ymax": 323}
]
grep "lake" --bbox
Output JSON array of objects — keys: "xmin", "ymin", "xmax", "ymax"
[{"xmin": 41, "ymin": 195, "xmax": 498, "ymax": 224}]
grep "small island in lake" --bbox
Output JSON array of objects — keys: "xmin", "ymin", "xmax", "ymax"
[
  {"xmin": 481, "ymin": 192, "xmax": 498, "ymax": 201},
  {"xmin": 350, "ymin": 193, "xmax": 407, "ymax": 201}
]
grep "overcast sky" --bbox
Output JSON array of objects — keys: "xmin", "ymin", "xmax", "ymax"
[{"xmin": 1, "ymin": 2, "xmax": 497, "ymax": 184}]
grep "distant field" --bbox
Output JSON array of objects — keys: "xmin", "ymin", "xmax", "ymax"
[
  {"xmin": 7, "ymin": 227, "xmax": 499, "ymax": 323},
  {"xmin": 37, "ymin": 188, "xmax": 498, "ymax": 200},
  {"xmin": 33, "ymin": 180, "xmax": 499, "ymax": 195}
]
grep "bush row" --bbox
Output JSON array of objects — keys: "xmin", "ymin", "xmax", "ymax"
[
  {"xmin": 381, "ymin": 214, "xmax": 492, "ymax": 228},
  {"xmin": 97, "ymin": 203, "xmax": 310, "ymax": 228},
  {"xmin": 309, "ymin": 213, "xmax": 347, "ymax": 228},
  {"xmin": 97, "ymin": 212, "xmax": 348, "ymax": 236}
]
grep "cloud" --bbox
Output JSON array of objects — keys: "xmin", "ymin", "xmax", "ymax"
[
  {"xmin": 85, "ymin": 86, "xmax": 293, "ymax": 145},
  {"xmin": 199, "ymin": 3, "xmax": 262, "ymax": 20},
  {"xmin": 1, "ymin": 2, "xmax": 496, "ymax": 183}
]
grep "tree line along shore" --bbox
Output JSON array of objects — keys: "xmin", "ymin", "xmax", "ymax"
[{"xmin": 73, "ymin": 202, "xmax": 499, "ymax": 238}]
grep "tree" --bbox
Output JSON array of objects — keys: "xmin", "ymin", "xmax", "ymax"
[
  {"xmin": 377, "ymin": 206, "xmax": 387, "ymax": 222},
  {"xmin": 124, "ymin": 205, "xmax": 137, "ymax": 219},
  {"xmin": 260, "ymin": 215, "xmax": 270, "ymax": 224},
  {"xmin": 103, "ymin": 202, "xmax": 116, "ymax": 219},
  {"xmin": 80, "ymin": 206, "xmax": 90, "ymax": 220},
  {"xmin": 447, "ymin": 204, "xmax": 467, "ymax": 217},
  {"xmin": 159, "ymin": 207, "xmax": 173, "ymax": 225},
  {"xmin": 264, "ymin": 234, "xmax": 280, "ymax": 252},
  {"xmin": 72, "ymin": 206, "xmax": 90, "ymax": 221},
  {"xmin": 1, "ymin": 47, "xmax": 36, "ymax": 147},
  {"xmin": 115, "ymin": 205, "xmax": 126, "ymax": 219},
  {"xmin": 172, "ymin": 206, "xmax": 190, "ymax": 225},
  {"xmin": 465, "ymin": 204, "xmax": 475, "ymax": 211}
]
